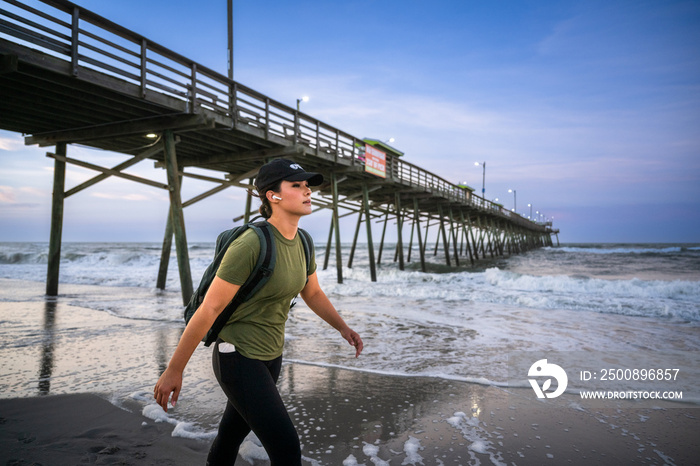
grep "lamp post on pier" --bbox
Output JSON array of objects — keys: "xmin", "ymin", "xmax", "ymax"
[
  {"xmin": 474, "ymin": 162, "xmax": 486, "ymax": 197},
  {"xmin": 296, "ymin": 95, "xmax": 309, "ymax": 112},
  {"xmin": 227, "ymin": 0, "xmax": 234, "ymax": 80},
  {"xmin": 528, "ymin": 203, "xmax": 532, "ymax": 219},
  {"xmin": 508, "ymin": 188, "xmax": 517, "ymax": 213}
]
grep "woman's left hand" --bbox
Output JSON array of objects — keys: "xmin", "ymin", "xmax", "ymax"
[{"xmin": 341, "ymin": 327, "xmax": 363, "ymax": 358}]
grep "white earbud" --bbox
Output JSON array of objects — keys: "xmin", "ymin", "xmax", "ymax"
[{"xmin": 272, "ymin": 195, "xmax": 282, "ymax": 200}]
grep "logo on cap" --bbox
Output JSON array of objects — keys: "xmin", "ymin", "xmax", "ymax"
[{"xmin": 290, "ymin": 163, "xmax": 303, "ymax": 170}]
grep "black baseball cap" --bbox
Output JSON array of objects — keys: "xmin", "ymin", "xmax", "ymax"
[{"xmin": 255, "ymin": 158, "xmax": 324, "ymax": 191}]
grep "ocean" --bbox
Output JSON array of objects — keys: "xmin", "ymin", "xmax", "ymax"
[{"xmin": 1, "ymin": 241, "xmax": 699, "ymax": 459}]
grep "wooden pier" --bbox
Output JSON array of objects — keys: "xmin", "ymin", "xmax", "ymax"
[{"xmin": 0, "ymin": 0, "xmax": 559, "ymax": 304}]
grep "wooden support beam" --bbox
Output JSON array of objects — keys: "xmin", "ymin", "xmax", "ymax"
[
  {"xmin": 182, "ymin": 183, "xmax": 230, "ymax": 208},
  {"xmin": 448, "ymin": 206, "xmax": 460, "ymax": 267},
  {"xmin": 494, "ymin": 222, "xmax": 502, "ymax": 256},
  {"xmin": 344, "ymin": 184, "xmax": 382, "ymax": 201},
  {"xmin": 348, "ymin": 208, "xmax": 363, "ymax": 268},
  {"xmin": 433, "ymin": 219, "xmax": 441, "ymax": 257},
  {"xmin": 377, "ymin": 210, "xmax": 389, "ymax": 265},
  {"xmin": 47, "ymin": 152, "xmax": 168, "ymax": 190},
  {"xmin": 163, "ymin": 130, "xmax": 193, "ymax": 305},
  {"xmin": 422, "ymin": 217, "xmax": 431, "ymax": 260},
  {"xmin": 485, "ymin": 219, "xmax": 496, "ymax": 258},
  {"xmin": 229, "ymin": 168, "xmax": 261, "ymax": 184},
  {"xmin": 156, "ymin": 206, "xmax": 174, "ymax": 291},
  {"xmin": 406, "ymin": 209, "xmax": 416, "ymax": 263},
  {"xmin": 156, "ymin": 173, "xmax": 185, "ymax": 290},
  {"xmin": 490, "ymin": 219, "xmax": 503, "ymax": 257},
  {"xmin": 438, "ymin": 205, "xmax": 451, "ymax": 266},
  {"xmin": 331, "ymin": 173, "xmax": 343, "ymax": 283},
  {"xmin": 323, "ymin": 215, "xmax": 334, "ymax": 271},
  {"xmin": 363, "ymin": 183, "xmax": 378, "ymax": 282},
  {"xmin": 185, "ymin": 144, "xmax": 304, "ymax": 168},
  {"xmin": 458, "ymin": 212, "xmax": 465, "ymax": 257},
  {"xmin": 27, "ymin": 113, "xmax": 215, "ymax": 146},
  {"xmin": 46, "ymin": 143, "xmax": 66, "ymax": 296},
  {"xmin": 338, "ymin": 208, "xmax": 363, "ymax": 219},
  {"xmin": 506, "ymin": 224, "xmax": 514, "ymax": 255},
  {"xmin": 476, "ymin": 216, "xmax": 487, "ymax": 257},
  {"xmin": 244, "ymin": 177, "xmax": 253, "ymax": 223},
  {"xmin": 395, "ymin": 193, "xmax": 405, "ymax": 271},
  {"xmin": 512, "ymin": 226, "xmax": 521, "ymax": 254},
  {"xmin": 459, "ymin": 210, "xmax": 475, "ymax": 265},
  {"xmin": 414, "ymin": 198, "xmax": 426, "ymax": 272},
  {"xmin": 310, "ymin": 196, "xmax": 364, "ymax": 217},
  {"xmin": 498, "ymin": 222, "xmax": 506, "ymax": 256},
  {"xmin": 467, "ymin": 215, "xmax": 479, "ymax": 261},
  {"xmin": 64, "ymin": 143, "xmax": 163, "ymax": 198},
  {"xmin": 232, "ymin": 210, "xmax": 258, "ymax": 223}
]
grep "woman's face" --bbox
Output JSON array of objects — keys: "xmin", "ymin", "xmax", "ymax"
[{"xmin": 270, "ymin": 180, "xmax": 313, "ymax": 217}]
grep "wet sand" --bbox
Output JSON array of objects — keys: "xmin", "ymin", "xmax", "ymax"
[
  {"xmin": 1, "ymin": 294, "xmax": 698, "ymax": 465},
  {"xmin": 0, "ymin": 393, "xmax": 208, "ymax": 466},
  {"xmin": 1, "ymin": 374, "xmax": 698, "ymax": 465},
  {"xmin": 279, "ymin": 364, "xmax": 699, "ymax": 465}
]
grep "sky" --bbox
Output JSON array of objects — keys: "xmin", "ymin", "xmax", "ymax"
[{"xmin": 1, "ymin": 0, "xmax": 699, "ymax": 244}]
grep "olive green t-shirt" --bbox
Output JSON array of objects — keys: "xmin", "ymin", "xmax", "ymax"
[{"xmin": 215, "ymin": 225, "xmax": 316, "ymax": 360}]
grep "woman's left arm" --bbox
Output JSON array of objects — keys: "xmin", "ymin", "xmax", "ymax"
[{"xmin": 300, "ymin": 271, "xmax": 363, "ymax": 358}]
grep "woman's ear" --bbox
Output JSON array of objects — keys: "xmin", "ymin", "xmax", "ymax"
[{"xmin": 267, "ymin": 190, "xmax": 282, "ymax": 202}]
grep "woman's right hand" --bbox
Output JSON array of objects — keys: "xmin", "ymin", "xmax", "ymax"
[
  {"xmin": 152, "ymin": 278, "xmax": 240, "ymax": 413},
  {"xmin": 154, "ymin": 368, "xmax": 182, "ymax": 412}
]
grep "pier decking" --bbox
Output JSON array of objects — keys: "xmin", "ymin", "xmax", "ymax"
[{"xmin": 1, "ymin": 0, "xmax": 558, "ymax": 303}]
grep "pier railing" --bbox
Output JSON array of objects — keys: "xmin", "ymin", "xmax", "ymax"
[{"xmin": 1, "ymin": 0, "xmax": 543, "ymax": 230}]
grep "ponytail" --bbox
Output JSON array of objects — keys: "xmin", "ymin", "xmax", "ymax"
[
  {"xmin": 251, "ymin": 180, "xmax": 282, "ymax": 219},
  {"xmin": 259, "ymin": 197, "xmax": 273, "ymax": 219}
]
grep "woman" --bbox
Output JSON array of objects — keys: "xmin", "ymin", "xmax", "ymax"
[{"xmin": 154, "ymin": 158, "xmax": 363, "ymax": 465}]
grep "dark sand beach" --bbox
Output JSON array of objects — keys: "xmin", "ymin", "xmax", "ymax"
[
  {"xmin": 1, "ymin": 374, "xmax": 698, "ymax": 465},
  {"xmin": 0, "ymin": 393, "xmax": 208, "ymax": 465}
]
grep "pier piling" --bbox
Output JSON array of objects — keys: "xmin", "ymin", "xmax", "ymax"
[{"xmin": 46, "ymin": 143, "xmax": 66, "ymax": 297}]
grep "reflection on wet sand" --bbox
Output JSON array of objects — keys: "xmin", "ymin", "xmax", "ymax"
[
  {"xmin": 38, "ymin": 298, "xmax": 57, "ymax": 396},
  {"xmin": 279, "ymin": 363, "xmax": 487, "ymax": 461}
]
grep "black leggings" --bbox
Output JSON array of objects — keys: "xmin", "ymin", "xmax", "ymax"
[{"xmin": 206, "ymin": 341, "xmax": 301, "ymax": 466}]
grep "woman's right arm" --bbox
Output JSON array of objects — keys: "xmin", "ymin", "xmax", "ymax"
[{"xmin": 154, "ymin": 277, "xmax": 240, "ymax": 412}]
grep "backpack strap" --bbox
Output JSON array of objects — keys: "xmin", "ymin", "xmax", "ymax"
[
  {"xmin": 297, "ymin": 227, "xmax": 314, "ymax": 278},
  {"xmin": 203, "ymin": 221, "xmax": 276, "ymax": 346},
  {"xmin": 289, "ymin": 228, "xmax": 314, "ymax": 311},
  {"xmin": 184, "ymin": 224, "xmax": 250, "ymax": 326}
]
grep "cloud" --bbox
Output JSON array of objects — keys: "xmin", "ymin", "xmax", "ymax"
[
  {"xmin": 252, "ymin": 72, "xmax": 501, "ymax": 135},
  {"xmin": 0, "ymin": 186, "xmax": 15, "ymax": 203},
  {"xmin": 0, "ymin": 186, "xmax": 43, "ymax": 212},
  {"xmin": 0, "ymin": 136, "xmax": 26, "ymax": 151},
  {"xmin": 0, "ymin": 202, "xmax": 42, "ymax": 210},
  {"xmin": 18, "ymin": 186, "xmax": 46, "ymax": 197},
  {"xmin": 0, "ymin": 185, "xmax": 46, "ymax": 204}
]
